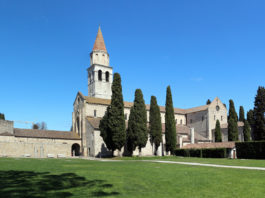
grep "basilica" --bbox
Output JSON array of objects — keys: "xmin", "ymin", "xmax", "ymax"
[
  {"xmin": 71, "ymin": 27, "xmax": 243, "ymax": 157},
  {"xmin": 0, "ymin": 27, "xmax": 244, "ymax": 158}
]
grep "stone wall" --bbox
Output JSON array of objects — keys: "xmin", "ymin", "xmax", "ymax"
[
  {"xmin": 212, "ymin": 126, "xmax": 244, "ymax": 142},
  {"xmin": 0, "ymin": 136, "xmax": 81, "ymax": 158},
  {"xmin": 0, "ymin": 120, "xmax": 14, "ymax": 134},
  {"xmin": 187, "ymin": 110, "xmax": 208, "ymax": 138}
]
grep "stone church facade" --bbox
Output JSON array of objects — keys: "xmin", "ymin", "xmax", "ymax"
[
  {"xmin": 72, "ymin": 27, "xmax": 244, "ymax": 157},
  {"xmin": 0, "ymin": 27, "xmax": 244, "ymax": 158}
]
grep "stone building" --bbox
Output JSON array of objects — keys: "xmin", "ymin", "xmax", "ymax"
[
  {"xmin": 72, "ymin": 27, "xmax": 242, "ymax": 157},
  {"xmin": 0, "ymin": 27, "xmax": 244, "ymax": 158},
  {"xmin": 0, "ymin": 119, "xmax": 81, "ymax": 158}
]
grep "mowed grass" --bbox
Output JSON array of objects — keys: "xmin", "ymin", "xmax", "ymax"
[
  {"xmin": 118, "ymin": 156, "xmax": 265, "ymax": 167},
  {"xmin": 0, "ymin": 158, "xmax": 265, "ymax": 198}
]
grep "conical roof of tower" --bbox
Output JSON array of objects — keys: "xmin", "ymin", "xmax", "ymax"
[{"xmin": 92, "ymin": 26, "xmax": 107, "ymax": 52}]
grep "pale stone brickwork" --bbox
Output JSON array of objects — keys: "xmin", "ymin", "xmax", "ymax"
[
  {"xmin": 0, "ymin": 135, "xmax": 80, "ymax": 158},
  {"xmin": 0, "ymin": 120, "xmax": 14, "ymax": 134},
  {"xmin": 70, "ymin": 28, "xmax": 241, "ymax": 157}
]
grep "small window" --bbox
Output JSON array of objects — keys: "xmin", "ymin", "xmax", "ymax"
[
  {"xmin": 180, "ymin": 120, "xmax": 183, "ymax": 125},
  {"xmin": 175, "ymin": 119, "xmax": 178, "ymax": 124},
  {"xmin": 94, "ymin": 110, "xmax": 97, "ymax": 117},
  {"xmin": 96, "ymin": 54, "xmax": 98, "ymax": 56},
  {"xmin": 202, "ymin": 116, "xmax": 204, "ymax": 121},
  {"xmin": 214, "ymin": 115, "xmax": 216, "ymax": 120},
  {"xmin": 190, "ymin": 119, "xmax": 193, "ymax": 124},
  {"xmin": 102, "ymin": 54, "xmax": 105, "ymax": 56},
  {"xmin": 98, "ymin": 70, "xmax": 102, "ymax": 81},
  {"xmin": 106, "ymin": 71, "xmax": 109, "ymax": 82},
  {"xmin": 221, "ymin": 116, "xmax": 223, "ymax": 121},
  {"xmin": 124, "ymin": 113, "xmax": 128, "ymax": 120}
]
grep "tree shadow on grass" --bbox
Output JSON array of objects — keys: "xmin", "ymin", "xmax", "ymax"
[{"xmin": 0, "ymin": 171, "xmax": 119, "ymax": 197}]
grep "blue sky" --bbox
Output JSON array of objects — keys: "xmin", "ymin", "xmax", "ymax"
[{"xmin": 0, "ymin": 0, "xmax": 264, "ymax": 131}]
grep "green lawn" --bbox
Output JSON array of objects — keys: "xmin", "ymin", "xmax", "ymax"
[
  {"xmin": 0, "ymin": 157, "xmax": 265, "ymax": 198},
  {"xmin": 117, "ymin": 156, "xmax": 265, "ymax": 167}
]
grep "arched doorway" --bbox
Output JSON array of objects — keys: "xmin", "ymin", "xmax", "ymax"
[{"xmin": 71, "ymin": 143, "xmax": 80, "ymax": 156}]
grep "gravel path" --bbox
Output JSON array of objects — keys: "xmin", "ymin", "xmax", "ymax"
[{"xmin": 87, "ymin": 158, "xmax": 265, "ymax": 171}]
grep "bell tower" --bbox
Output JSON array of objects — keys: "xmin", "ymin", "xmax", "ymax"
[{"xmin": 87, "ymin": 27, "xmax": 113, "ymax": 99}]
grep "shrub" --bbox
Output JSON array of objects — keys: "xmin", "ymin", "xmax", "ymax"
[
  {"xmin": 175, "ymin": 148, "xmax": 227, "ymax": 158},
  {"xmin": 201, "ymin": 148, "xmax": 227, "ymax": 158},
  {"xmin": 189, "ymin": 149, "xmax": 202, "ymax": 157},
  {"xmin": 175, "ymin": 149, "xmax": 189, "ymax": 157},
  {"xmin": 236, "ymin": 141, "xmax": 265, "ymax": 159}
]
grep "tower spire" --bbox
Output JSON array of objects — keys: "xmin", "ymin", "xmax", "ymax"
[{"xmin": 92, "ymin": 26, "xmax": 107, "ymax": 52}]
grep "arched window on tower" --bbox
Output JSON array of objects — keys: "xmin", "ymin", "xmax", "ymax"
[
  {"xmin": 106, "ymin": 71, "xmax": 109, "ymax": 82},
  {"xmin": 98, "ymin": 70, "xmax": 102, "ymax": 81}
]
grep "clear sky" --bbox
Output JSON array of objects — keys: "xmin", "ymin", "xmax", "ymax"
[{"xmin": 0, "ymin": 0, "xmax": 265, "ymax": 131}]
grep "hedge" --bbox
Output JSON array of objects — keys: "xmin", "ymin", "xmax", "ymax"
[
  {"xmin": 236, "ymin": 141, "xmax": 265, "ymax": 159},
  {"xmin": 175, "ymin": 148, "xmax": 228, "ymax": 158}
]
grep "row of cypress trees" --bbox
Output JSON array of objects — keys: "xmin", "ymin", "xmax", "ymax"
[
  {"xmin": 99, "ymin": 73, "xmax": 177, "ymax": 156},
  {"xmin": 214, "ymin": 99, "xmax": 253, "ymax": 143}
]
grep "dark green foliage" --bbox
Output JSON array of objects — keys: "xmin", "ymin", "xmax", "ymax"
[
  {"xmin": 99, "ymin": 107, "xmax": 112, "ymax": 151},
  {"xmin": 239, "ymin": 106, "xmax": 245, "ymax": 122},
  {"xmin": 189, "ymin": 149, "xmax": 202, "ymax": 157},
  {"xmin": 228, "ymin": 100, "xmax": 239, "ymax": 141},
  {"xmin": 149, "ymin": 96, "xmax": 162, "ymax": 155},
  {"xmin": 165, "ymin": 86, "xmax": 176, "ymax": 154},
  {"xmin": 126, "ymin": 107, "xmax": 137, "ymax": 155},
  {"xmin": 0, "ymin": 113, "xmax": 5, "ymax": 120},
  {"xmin": 236, "ymin": 141, "xmax": 265, "ymax": 159},
  {"xmin": 253, "ymin": 86, "xmax": 265, "ymax": 140},
  {"xmin": 206, "ymin": 99, "xmax": 211, "ymax": 105},
  {"xmin": 175, "ymin": 149, "xmax": 190, "ymax": 157},
  {"xmin": 228, "ymin": 100, "xmax": 238, "ymax": 121},
  {"xmin": 243, "ymin": 120, "xmax": 251, "ymax": 141},
  {"xmin": 175, "ymin": 148, "xmax": 227, "ymax": 158},
  {"xmin": 247, "ymin": 109, "xmax": 255, "ymax": 127},
  {"xmin": 99, "ymin": 73, "xmax": 126, "ymax": 154},
  {"xmin": 201, "ymin": 148, "xmax": 227, "ymax": 158},
  {"xmin": 214, "ymin": 120, "xmax": 222, "ymax": 142},
  {"xmin": 127, "ymin": 89, "xmax": 148, "ymax": 155},
  {"xmin": 228, "ymin": 118, "xmax": 238, "ymax": 141}
]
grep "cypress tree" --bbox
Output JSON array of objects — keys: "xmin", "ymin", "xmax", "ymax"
[
  {"xmin": 206, "ymin": 99, "xmax": 211, "ymax": 105},
  {"xmin": 127, "ymin": 106, "xmax": 137, "ymax": 155},
  {"xmin": 253, "ymin": 86, "xmax": 265, "ymax": 140},
  {"xmin": 228, "ymin": 99, "xmax": 238, "ymax": 121},
  {"xmin": 228, "ymin": 99, "xmax": 239, "ymax": 141},
  {"xmin": 149, "ymin": 96, "xmax": 162, "ymax": 155},
  {"xmin": 243, "ymin": 120, "xmax": 251, "ymax": 141},
  {"xmin": 127, "ymin": 89, "xmax": 148, "ymax": 156},
  {"xmin": 239, "ymin": 106, "xmax": 245, "ymax": 122},
  {"xmin": 228, "ymin": 118, "xmax": 238, "ymax": 141},
  {"xmin": 99, "ymin": 73, "xmax": 126, "ymax": 155},
  {"xmin": 99, "ymin": 106, "xmax": 112, "ymax": 151},
  {"xmin": 214, "ymin": 120, "xmax": 222, "ymax": 142},
  {"xmin": 165, "ymin": 86, "xmax": 176, "ymax": 154},
  {"xmin": 247, "ymin": 109, "xmax": 255, "ymax": 127}
]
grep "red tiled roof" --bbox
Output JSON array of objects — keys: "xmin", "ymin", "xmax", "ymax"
[
  {"xmin": 87, "ymin": 117, "xmax": 190, "ymax": 134},
  {"xmin": 92, "ymin": 26, "xmax": 107, "ymax": 52},
  {"xmin": 14, "ymin": 128, "xmax": 81, "ymax": 140}
]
